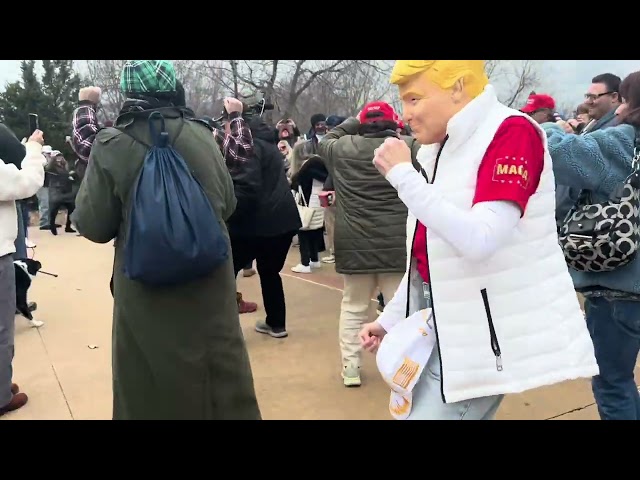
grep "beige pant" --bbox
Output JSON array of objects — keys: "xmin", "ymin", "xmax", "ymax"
[
  {"xmin": 324, "ymin": 204, "xmax": 336, "ymax": 254},
  {"xmin": 340, "ymin": 272, "xmax": 404, "ymax": 368}
]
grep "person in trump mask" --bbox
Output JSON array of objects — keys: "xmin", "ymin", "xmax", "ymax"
[{"xmin": 359, "ymin": 60, "xmax": 598, "ymax": 420}]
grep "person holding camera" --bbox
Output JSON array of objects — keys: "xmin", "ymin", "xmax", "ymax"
[
  {"xmin": 212, "ymin": 98, "xmax": 259, "ymax": 281},
  {"xmin": 211, "ymin": 97, "xmax": 256, "ymax": 172},
  {"xmin": 0, "ymin": 128, "xmax": 46, "ymax": 416},
  {"xmin": 207, "ymin": 97, "xmax": 260, "ymax": 314}
]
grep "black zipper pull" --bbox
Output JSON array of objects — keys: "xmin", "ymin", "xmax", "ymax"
[{"xmin": 481, "ymin": 288, "xmax": 504, "ymax": 373}]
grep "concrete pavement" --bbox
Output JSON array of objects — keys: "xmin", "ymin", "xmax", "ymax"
[{"xmin": 3, "ymin": 226, "xmax": 637, "ymax": 420}]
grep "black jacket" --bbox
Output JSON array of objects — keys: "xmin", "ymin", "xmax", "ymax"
[
  {"xmin": 290, "ymin": 155, "xmax": 329, "ymax": 204},
  {"xmin": 227, "ymin": 116, "xmax": 301, "ymax": 238},
  {"xmin": 323, "ymin": 173, "xmax": 334, "ymax": 191}
]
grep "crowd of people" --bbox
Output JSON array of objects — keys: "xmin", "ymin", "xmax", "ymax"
[{"xmin": 1, "ymin": 59, "xmax": 639, "ymax": 421}]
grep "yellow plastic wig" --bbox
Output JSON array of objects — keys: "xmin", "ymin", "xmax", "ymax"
[{"xmin": 390, "ymin": 61, "xmax": 489, "ymax": 99}]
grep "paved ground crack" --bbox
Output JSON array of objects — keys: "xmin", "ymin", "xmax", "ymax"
[
  {"xmin": 545, "ymin": 403, "xmax": 595, "ymax": 420},
  {"xmin": 36, "ymin": 329, "xmax": 74, "ymax": 420},
  {"xmin": 545, "ymin": 383, "xmax": 640, "ymax": 420}
]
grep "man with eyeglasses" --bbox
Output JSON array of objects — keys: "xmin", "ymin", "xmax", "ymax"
[
  {"xmin": 551, "ymin": 74, "xmax": 622, "ymax": 229},
  {"xmin": 581, "ymin": 73, "xmax": 622, "ymax": 134}
]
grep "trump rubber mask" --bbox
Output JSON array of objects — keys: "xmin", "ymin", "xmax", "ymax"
[{"xmin": 389, "ymin": 61, "xmax": 489, "ymax": 144}]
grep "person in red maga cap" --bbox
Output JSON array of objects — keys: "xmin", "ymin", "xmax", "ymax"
[
  {"xmin": 520, "ymin": 93, "xmax": 557, "ymax": 124},
  {"xmin": 317, "ymin": 100, "xmax": 420, "ymax": 387}
]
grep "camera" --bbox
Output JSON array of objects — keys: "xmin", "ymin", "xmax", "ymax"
[
  {"xmin": 237, "ymin": 91, "xmax": 275, "ymax": 116},
  {"xmin": 212, "ymin": 92, "xmax": 274, "ymax": 125}
]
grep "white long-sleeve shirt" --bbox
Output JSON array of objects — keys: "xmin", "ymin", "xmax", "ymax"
[
  {"xmin": 377, "ymin": 162, "xmax": 522, "ymax": 333},
  {"xmin": 0, "ymin": 141, "xmax": 45, "ymax": 257}
]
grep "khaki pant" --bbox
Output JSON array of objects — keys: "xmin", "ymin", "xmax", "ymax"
[
  {"xmin": 340, "ymin": 272, "xmax": 404, "ymax": 368},
  {"xmin": 324, "ymin": 204, "xmax": 336, "ymax": 254}
]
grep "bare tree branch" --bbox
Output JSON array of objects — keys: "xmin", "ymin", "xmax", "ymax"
[
  {"xmin": 486, "ymin": 60, "xmax": 541, "ymax": 108},
  {"xmin": 282, "ymin": 60, "xmax": 394, "ymax": 129},
  {"xmin": 85, "ymin": 60, "xmax": 226, "ymax": 119},
  {"xmin": 85, "ymin": 59, "xmax": 399, "ymax": 129}
]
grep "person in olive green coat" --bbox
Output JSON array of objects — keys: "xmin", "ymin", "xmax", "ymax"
[
  {"xmin": 317, "ymin": 102, "xmax": 421, "ymax": 387},
  {"xmin": 72, "ymin": 60, "xmax": 261, "ymax": 420}
]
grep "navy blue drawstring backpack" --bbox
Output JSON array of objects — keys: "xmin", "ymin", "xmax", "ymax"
[{"xmin": 121, "ymin": 111, "xmax": 228, "ymax": 286}]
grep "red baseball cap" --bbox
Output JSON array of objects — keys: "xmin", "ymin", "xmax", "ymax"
[
  {"xmin": 359, "ymin": 101, "xmax": 399, "ymax": 124},
  {"xmin": 520, "ymin": 94, "xmax": 556, "ymax": 113}
]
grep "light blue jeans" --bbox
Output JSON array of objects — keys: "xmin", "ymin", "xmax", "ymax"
[
  {"xmin": 406, "ymin": 344, "xmax": 504, "ymax": 420},
  {"xmin": 36, "ymin": 187, "xmax": 49, "ymax": 228},
  {"xmin": 406, "ymin": 295, "xmax": 504, "ymax": 420}
]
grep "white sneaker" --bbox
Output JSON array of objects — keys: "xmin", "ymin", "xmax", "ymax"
[
  {"xmin": 310, "ymin": 261, "xmax": 322, "ymax": 268},
  {"xmin": 342, "ymin": 366, "xmax": 361, "ymax": 387},
  {"xmin": 29, "ymin": 319, "xmax": 44, "ymax": 328},
  {"xmin": 291, "ymin": 264, "xmax": 312, "ymax": 274},
  {"xmin": 321, "ymin": 255, "xmax": 335, "ymax": 264},
  {"xmin": 25, "ymin": 239, "xmax": 36, "ymax": 248}
]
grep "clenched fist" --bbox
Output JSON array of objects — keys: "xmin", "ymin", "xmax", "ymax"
[
  {"xmin": 224, "ymin": 97, "xmax": 243, "ymax": 114},
  {"xmin": 373, "ymin": 137, "xmax": 412, "ymax": 177},
  {"xmin": 79, "ymin": 86, "xmax": 102, "ymax": 104}
]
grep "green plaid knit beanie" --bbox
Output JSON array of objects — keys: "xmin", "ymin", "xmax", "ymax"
[{"xmin": 120, "ymin": 60, "xmax": 177, "ymax": 95}]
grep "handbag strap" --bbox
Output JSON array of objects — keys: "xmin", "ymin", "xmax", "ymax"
[
  {"xmin": 632, "ymin": 128, "xmax": 640, "ymax": 173},
  {"xmin": 297, "ymin": 186, "xmax": 308, "ymax": 207},
  {"xmin": 571, "ymin": 127, "xmax": 640, "ymax": 207}
]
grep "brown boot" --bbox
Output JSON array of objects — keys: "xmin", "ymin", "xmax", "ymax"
[
  {"xmin": 237, "ymin": 292, "xmax": 258, "ymax": 314},
  {"xmin": 0, "ymin": 392, "xmax": 28, "ymax": 416},
  {"xmin": 11, "ymin": 383, "xmax": 19, "ymax": 395}
]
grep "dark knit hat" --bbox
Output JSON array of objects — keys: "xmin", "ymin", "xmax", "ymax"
[
  {"xmin": 326, "ymin": 115, "xmax": 346, "ymax": 127},
  {"xmin": 310, "ymin": 113, "xmax": 326, "ymax": 127}
]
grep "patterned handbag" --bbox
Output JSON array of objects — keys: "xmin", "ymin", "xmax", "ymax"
[{"xmin": 559, "ymin": 134, "xmax": 640, "ymax": 272}]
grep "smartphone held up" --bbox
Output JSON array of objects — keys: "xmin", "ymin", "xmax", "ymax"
[{"xmin": 28, "ymin": 113, "xmax": 39, "ymax": 135}]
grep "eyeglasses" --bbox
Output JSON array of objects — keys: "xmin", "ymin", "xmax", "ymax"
[{"xmin": 584, "ymin": 91, "xmax": 614, "ymax": 101}]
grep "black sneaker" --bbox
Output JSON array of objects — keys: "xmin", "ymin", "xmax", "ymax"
[{"xmin": 255, "ymin": 321, "xmax": 288, "ymax": 338}]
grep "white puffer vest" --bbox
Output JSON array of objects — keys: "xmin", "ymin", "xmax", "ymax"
[{"xmin": 404, "ymin": 85, "xmax": 599, "ymax": 404}]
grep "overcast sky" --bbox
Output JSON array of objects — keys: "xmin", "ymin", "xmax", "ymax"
[
  {"xmin": 539, "ymin": 60, "xmax": 639, "ymax": 104},
  {"xmin": 0, "ymin": 60, "xmax": 638, "ymax": 111}
]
